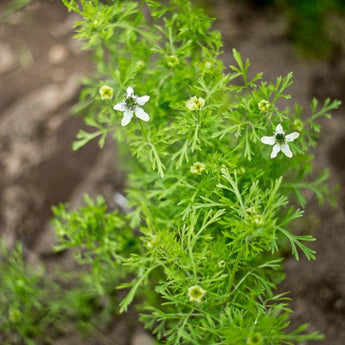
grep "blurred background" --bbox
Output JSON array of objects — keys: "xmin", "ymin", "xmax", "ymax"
[{"xmin": 0, "ymin": 0, "xmax": 344, "ymax": 344}]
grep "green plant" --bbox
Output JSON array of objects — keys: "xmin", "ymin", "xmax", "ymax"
[
  {"xmin": 0, "ymin": 198, "xmax": 126, "ymax": 343},
  {"xmin": 0, "ymin": 196, "xmax": 131, "ymax": 343},
  {"xmin": 0, "ymin": 242, "xmax": 55, "ymax": 344},
  {"xmin": 0, "ymin": 0, "xmax": 341, "ymax": 344},
  {"xmin": 54, "ymin": 0, "xmax": 341, "ymax": 343}
]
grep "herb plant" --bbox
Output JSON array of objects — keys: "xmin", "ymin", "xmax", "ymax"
[
  {"xmin": 1, "ymin": 0, "xmax": 341, "ymax": 344},
  {"xmin": 0, "ymin": 242, "xmax": 47, "ymax": 345}
]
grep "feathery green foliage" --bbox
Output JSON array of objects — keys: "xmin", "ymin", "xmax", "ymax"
[
  {"xmin": 0, "ymin": 0, "xmax": 340, "ymax": 344},
  {"xmin": 53, "ymin": 1, "xmax": 340, "ymax": 343}
]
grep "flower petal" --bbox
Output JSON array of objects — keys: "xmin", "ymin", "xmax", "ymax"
[
  {"xmin": 270, "ymin": 144, "xmax": 281, "ymax": 159},
  {"xmin": 281, "ymin": 143, "xmax": 293, "ymax": 158},
  {"xmin": 121, "ymin": 110, "xmax": 133, "ymax": 126},
  {"xmin": 136, "ymin": 95, "xmax": 150, "ymax": 106},
  {"xmin": 285, "ymin": 132, "xmax": 300, "ymax": 142},
  {"xmin": 113, "ymin": 102, "xmax": 126, "ymax": 111},
  {"xmin": 135, "ymin": 107, "xmax": 150, "ymax": 121},
  {"xmin": 126, "ymin": 87, "xmax": 134, "ymax": 97},
  {"xmin": 260, "ymin": 136, "xmax": 276, "ymax": 145},
  {"xmin": 275, "ymin": 124, "xmax": 284, "ymax": 134}
]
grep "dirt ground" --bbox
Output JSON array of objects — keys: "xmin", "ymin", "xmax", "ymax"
[{"xmin": 0, "ymin": 0, "xmax": 344, "ymax": 344}]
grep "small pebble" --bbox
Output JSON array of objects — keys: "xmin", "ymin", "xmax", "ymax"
[
  {"xmin": 48, "ymin": 44, "xmax": 69, "ymax": 64},
  {"xmin": 131, "ymin": 331, "xmax": 155, "ymax": 345},
  {"xmin": 0, "ymin": 42, "xmax": 16, "ymax": 74}
]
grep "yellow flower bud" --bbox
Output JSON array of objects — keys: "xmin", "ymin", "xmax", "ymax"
[
  {"xmin": 165, "ymin": 55, "xmax": 179, "ymax": 67},
  {"xmin": 247, "ymin": 332, "xmax": 263, "ymax": 345},
  {"xmin": 293, "ymin": 119, "xmax": 304, "ymax": 132},
  {"xmin": 258, "ymin": 100, "xmax": 270, "ymax": 112},
  {"xmin": 186, "ymin": 96, "xmax": 205, "ymax": 111},
  {"xmin": 188, "ymin": 285, "xmax": 206, "ymax": 303},
  {"xmin": 99, "ymin": 85, "xmax": 114, "ymax": 100},
  {"xmin": 190, "ymin": 162, "xmax": 206, "ymax": 175},
  {"xmin": 9, "ymin": 308, "xmax": 22, "ymax": 323}
]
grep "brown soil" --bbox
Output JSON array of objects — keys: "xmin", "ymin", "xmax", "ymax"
[{"xmin": 0, "ymin": 0, "xmax": 344, "ymax": 344}]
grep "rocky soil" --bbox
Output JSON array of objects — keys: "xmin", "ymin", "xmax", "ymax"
[{"xmin": 0, "ymin": 0, "xmax": 344, "ymax": 344}]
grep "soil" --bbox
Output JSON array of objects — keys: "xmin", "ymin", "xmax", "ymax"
[{"xmin": 0, "ymin": 0, "xmax": 344, "ymax": 344}]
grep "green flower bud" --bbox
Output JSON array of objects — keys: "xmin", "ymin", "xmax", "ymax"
[
  {"xmin": 186, "ymin": 96, "xmax": 205, "ymax": 111},
  {"xmin": 293, "ymin": 119, "xmax": 304, "ymax": 131},
  {"xmin": 165, "ymin": 55, "xmax": 179, "ymax": 67},
  {"xmin": 258, "ymin": 100, "xmax": 270, "ymax": 112},
  {"xmin": 136, "ymin": 60, "xmax": 145, "ymax": 69},
  {"xmin": 247, "ymin": 332, "xmax": 263, "ymax": 345},
  {"xmin": 9, "ymin": 308, "xmax": 22, "ymax": 323},
  {"xmin": 190, "ymin": 162, "xmax": 206, "ymax": 174}
]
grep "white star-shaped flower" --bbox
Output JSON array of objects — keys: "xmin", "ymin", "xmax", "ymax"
[
  {"xmin": 260, "ymin": 124, "xmax": 300, "ymax": 159},
  {"xmin": 113, "ymin": 87, "xmax": 150, "ymax": 126}
]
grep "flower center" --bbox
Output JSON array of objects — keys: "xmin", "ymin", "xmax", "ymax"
[
  {"xmin": 125, "ymin": 96, "xmax": 137, "ymax": 110},
  {"xmin": 275, "ymin": 133, "xmax": 285, "ymax": 144},
  {"xmin": 190, "ymin": 287, "xmax": 202, "ymax": 298},
  {"xmin": 194, "ymin": 164, "xmax": 202, "ymax": 172}
]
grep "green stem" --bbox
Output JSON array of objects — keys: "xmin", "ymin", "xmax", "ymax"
[
  {"xmin": 138, "ymin": 119, "xmax": 149, "ymax": 142},
  {"xmin": 222, "ymin": 246, "xmax": 245, "ymax": 306}
]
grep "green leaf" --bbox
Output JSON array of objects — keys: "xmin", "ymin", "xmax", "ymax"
[{"xmin": 72, "ymin": 129, "xmax": 101, "ymax": 151}]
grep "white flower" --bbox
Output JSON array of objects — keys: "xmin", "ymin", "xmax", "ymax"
[
  {"xmin": 260, "ymin": 124, "xmax": 299, "ymax": 159},
  {"xmin": 113, "ymin": 87, "xmax": 150, "ymax": 126},
  {"xmin": 188, "ymin": 285, "xmax": 206, "ymax": 303}
]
